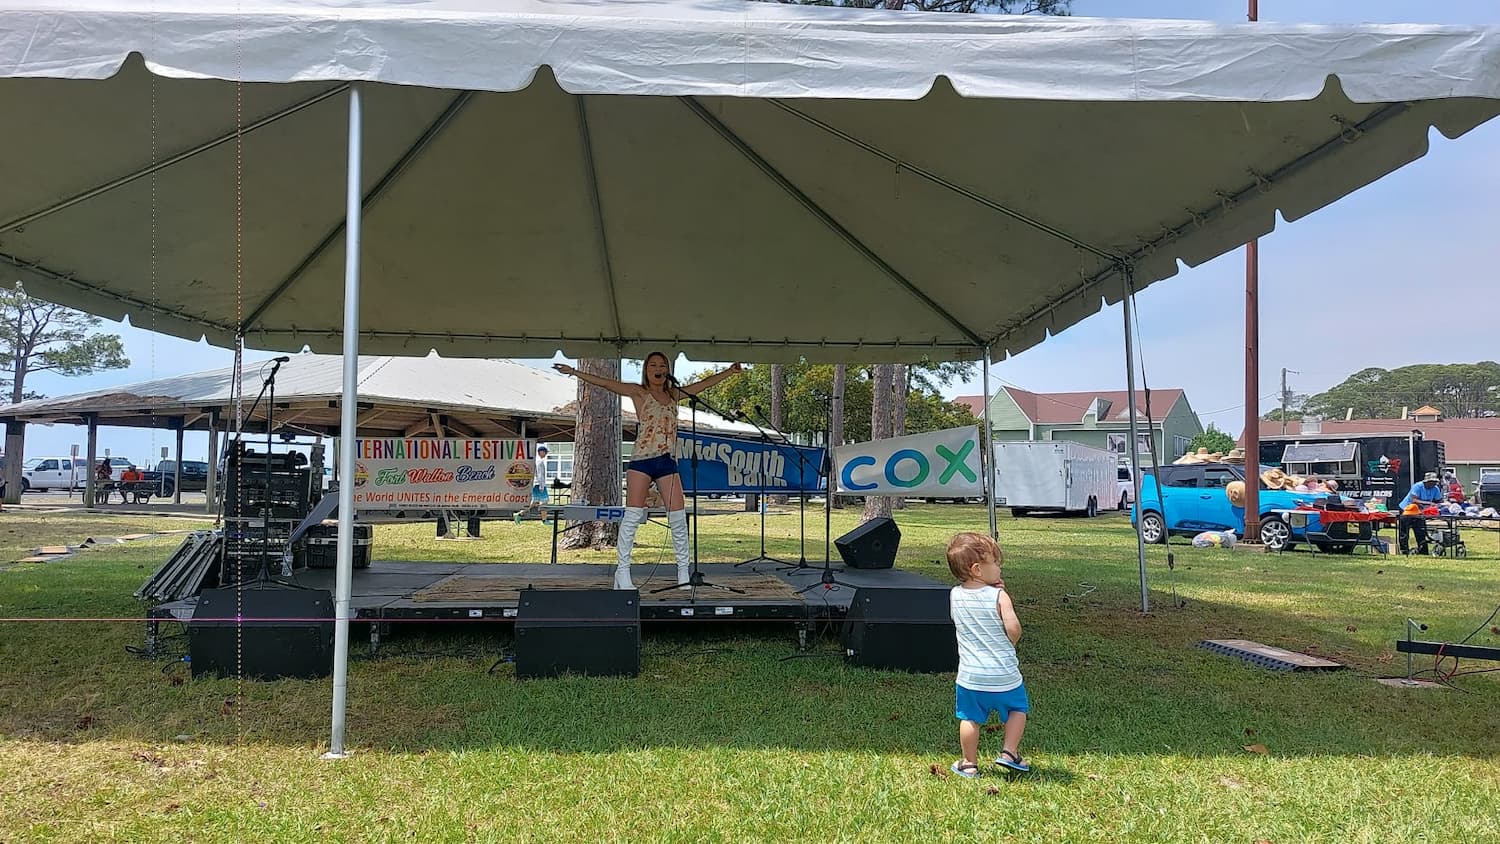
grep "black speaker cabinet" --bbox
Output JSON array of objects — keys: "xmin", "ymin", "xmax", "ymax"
[
  {"xmin": 842, "ymin": 587, "xmax": 956, "ymax": 673},
  {"xmin": 835, "ymin": 517, "xmax": 900, "ymax": 569},
  {"xmin": 515, "ymin": 588, "xmax": 640, "ymax": 679},
  {"xmin": 189, "ymin": 587, "xmax": 334, "ymax": 680}
]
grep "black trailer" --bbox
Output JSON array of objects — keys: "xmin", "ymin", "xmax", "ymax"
[{"xmin": 1258, "ymin": 431, "xmax": 1445, "ymax": 508}]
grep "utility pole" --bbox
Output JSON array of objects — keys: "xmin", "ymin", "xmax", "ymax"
[
  {"xmin": 1279, "ymin": 367, "xmax": 1300, "ymax": 435},
  {"xmin": 1242, "ymin": 0, "xmax": 1262, "ymax": 545}
]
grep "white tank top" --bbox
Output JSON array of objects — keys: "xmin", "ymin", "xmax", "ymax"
[
  {"xmin": 949, "ymin": 585, "xmax": 1023, "ymax": 692},
  {"xmin": 633, "ymin": 391, "xmax": 679, "ymax": 459}
]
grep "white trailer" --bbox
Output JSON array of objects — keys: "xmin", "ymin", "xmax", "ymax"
[{"xmin": 993, "ymin": 441, "xmax": 1118, "ymax": 517}]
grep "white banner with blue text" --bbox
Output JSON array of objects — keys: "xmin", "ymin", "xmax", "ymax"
[{"xmin": 833, "ymin": 426, "xmax": 982, "ymax": 497}]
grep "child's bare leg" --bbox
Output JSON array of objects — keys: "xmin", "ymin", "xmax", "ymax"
[
  {"xmin": 1001, "ymin": 712, "xmax": 1027, "ymax": 759},
  {"xmin": 959, "ymin": 719, "xmax": 982, "ymax": 766}
]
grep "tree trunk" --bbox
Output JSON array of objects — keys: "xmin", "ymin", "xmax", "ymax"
[
  {"xmin": 830, "ymin": 364, "xmax": 847, "ymax": 510},
  {"xmin": 769, "ymin": 364, "xmax": 788, "ymax": 505},
  {"xmin": 559, "ymin": 358, "xmax": 622, "ymax": 550},
  {"xmin": 863, "ymin": 364, "xmax": 896, "ymax": 522},
  {"xmin": 892, "ymin": 363, "xmax": 908, "ymax": 510}
]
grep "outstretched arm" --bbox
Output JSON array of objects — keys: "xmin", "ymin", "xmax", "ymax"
[
  {"xmin": 679, "ymin": 362, "xmax": 745, "ymax": 397},
  {"xmin": 553, "ymin": 363, "xmax": 641, "ymax": 398}
]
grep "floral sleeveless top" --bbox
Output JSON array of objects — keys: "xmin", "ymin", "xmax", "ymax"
[{"xmin": 633, "ymin": 391, "xmax": 679, "ymax": 459}]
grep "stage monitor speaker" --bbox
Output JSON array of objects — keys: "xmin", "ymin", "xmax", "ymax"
[
  {"xmin": 189, "ymin": 587, "xmax": 334, "ymax": 680},
  {"xmin": 841, "ymin": 587, "xmax": 956, "ymax": 673},
  {"xmin": 515, "ymin": 588, "xmax": 640, "ymax": 680},
  {"xmin": 835, "ymin": 517, "xmax": 900, "ymax": 569}
]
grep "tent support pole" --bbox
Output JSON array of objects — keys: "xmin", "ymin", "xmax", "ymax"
[
  {"xmin": 1122, "ymin": 274, "xmax": 1149, "ymax": 614},
  {"xmin": 982, "ymin": 347, "xmax": 996, "ymax": 540},
  {"xmin": 327, "ymin": 84, "xmax": 363, "ymax": 761}
]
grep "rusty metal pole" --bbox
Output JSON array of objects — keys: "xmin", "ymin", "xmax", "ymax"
[{"xmin": 1243, "ymin": 0, "xmax": 1261, "ymax": 544}]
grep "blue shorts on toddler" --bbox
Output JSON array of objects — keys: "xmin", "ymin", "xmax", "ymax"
[{"xmin": 954, "ymin": 683, "xmax": 1029, "ymax": 723}]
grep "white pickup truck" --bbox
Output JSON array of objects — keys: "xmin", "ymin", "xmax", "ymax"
[{"xmin": 21, "ymin": 456, "xmax": 133, "ymax": 492}]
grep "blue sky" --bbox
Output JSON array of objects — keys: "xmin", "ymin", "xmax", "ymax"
[{"xmin": 15, "ymin": 0, "xmax": 1500, "ymax": 464}]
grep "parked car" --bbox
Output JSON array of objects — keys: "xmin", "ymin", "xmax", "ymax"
[
  {"xmin": 1117, "ymin": 463, "xmax": 1134, "ymax": 511},
  {"xmin": 1478, "ymin": 470, "xmax": 1500, "ymax": 510},
  {"xmin": 141, "ymin": 459, "xmax": 211, "ymax": 497},
  {"xmin": 1130, "ymin": 462, "xmax": 1354, "ymax": 553},
  {"xmin": 21, "ymin": 456, "xmax": 88, "ymax": 492}
]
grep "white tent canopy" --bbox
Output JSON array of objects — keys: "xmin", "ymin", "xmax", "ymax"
[{"xmin": 2, "ymin": 0, "xmax": 1498, "ymax": 362}]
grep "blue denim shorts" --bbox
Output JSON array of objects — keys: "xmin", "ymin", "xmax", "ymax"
[
  {"xmin": 955, "ymin": 683, "xmax": 1029, "ymax": 723},
  {"xmin": 628, "ymin": 453, "xmax": 679, "ymax": 481}
]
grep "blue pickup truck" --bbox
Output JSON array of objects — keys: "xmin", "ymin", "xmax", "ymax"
[{"xmin": 1130, "ymin": 462, "xmax": 1362, "ymax": 553}]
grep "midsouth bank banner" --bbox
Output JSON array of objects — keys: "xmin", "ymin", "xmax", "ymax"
[
  {"xmin": 673, "ymin": 432, "xmax": 825, "ymax": 494},
  {"xmin": 349, "ymin": 438, "xmax": 536, "ymax": 510},
  {"xmin": 833, "ymin": 426, "xmax": 983, "ymax": 497}
]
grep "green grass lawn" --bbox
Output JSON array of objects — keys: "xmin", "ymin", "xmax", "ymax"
[{"xmin": 1, "ymin": 505, "xmax": 1498, "ymax": 842}]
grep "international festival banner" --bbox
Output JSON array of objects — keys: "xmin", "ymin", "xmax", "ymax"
[
  {"xmin": 833, "ymin": 426, "xmax": 983, "ymax": 497},
  {"xmin": 673, "ymin": 432, "xmax": 825, "ymax": 495},
  {"xmin": 349, "ymin": 437, "xmax": 537, "ymax": 510}
]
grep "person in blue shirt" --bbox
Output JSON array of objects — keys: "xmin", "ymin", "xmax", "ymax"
[{"xmin": 1397, "ymin": 472, "xmax": 1445, "ymax": 555}]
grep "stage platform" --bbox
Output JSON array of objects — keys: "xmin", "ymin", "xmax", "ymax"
[{"xmin": 146, "ymin": 560, "xmax": 948, "ymax": 652}]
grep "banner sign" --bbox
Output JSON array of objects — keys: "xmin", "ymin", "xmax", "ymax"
[
  {"xmin": 350, "ymin": 438, "xmax": 536, "ymax": 510},
  {"xmin": 673, "ymin": 432, "xmax": 825, "ymax": 494},
  {"xmin": 834, "ymin": 426, "xmax": 983, "ymax": 497}
]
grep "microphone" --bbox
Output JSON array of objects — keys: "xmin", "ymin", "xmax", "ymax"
[
  {"xmin": 271, "ymin": 356, "xmax": 291, "ymax": 363},
  {"xmin": 663, "ymin": 372, "xmax": 680, "ymax": 384}
]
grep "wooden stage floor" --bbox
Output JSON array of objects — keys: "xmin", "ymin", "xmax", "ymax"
[{"xmin": 148, "ymin": 560, "xmax": 950, "ymax": 634}]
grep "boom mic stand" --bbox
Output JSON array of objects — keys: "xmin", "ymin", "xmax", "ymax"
[
  {"xmin": 649, "ymin": 376, "xmax": 744, "ymax": 597},
  {"xmin": 742, "ymin": 405, "xmax": 818, "ymax": 574},
  {"xmin": 225, "ymin": 356, "xmax": 293, "ymax": 587}
]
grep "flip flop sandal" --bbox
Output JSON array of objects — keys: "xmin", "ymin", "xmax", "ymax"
[
  {"xmin": 995, "ymin": 750, "xmax": 1031, "ymax": 774},
  {"xmin": 950, "ymin": 760, "xmax": 982, "ymax": 779}
]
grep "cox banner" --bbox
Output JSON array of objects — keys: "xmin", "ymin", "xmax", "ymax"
[
  {"xmin": 349, "ymin": 438, "xmax": 536, "ymax": 510},
  {"xmin": 834, "ymin": 426, "xmax": 982, "ymax": 497},
  {"xmin": 673, "ymin": 432, "xmax": 825, "ymax": 495}
]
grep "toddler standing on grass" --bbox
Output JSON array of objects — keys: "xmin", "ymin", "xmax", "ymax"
[{"xmin": 946, "ymin": 532, "xmax": 1029, "ymax": 778}]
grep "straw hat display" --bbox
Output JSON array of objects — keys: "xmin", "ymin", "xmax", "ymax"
[
  {"xmin": 1259, "ymin": 468, "xmax": 1301, "ymax": 490},
  {"xmin": 1223, "ymin": 447, "xmax": 1247, "ymax": 464},
  {"xmin": 1226, "ymin": 479, "xmax": 1247, "ymax": 507},
  {"xmin": 1174, "ymin": 447, "xmax": 1223, "ymax": 465}
]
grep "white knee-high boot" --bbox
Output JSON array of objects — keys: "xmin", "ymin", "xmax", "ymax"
[
  {"xmin": 668, "ymin": 509, "xmax": 692, "ymax": 586},
  {"xmin": 614, "ymin": 506, "xmax": 647, "ymax": 590}
]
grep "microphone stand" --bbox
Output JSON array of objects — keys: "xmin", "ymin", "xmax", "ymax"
[
  {"xmin": 742, "ymin": 405, "xmax": 818, "ymax": 574},
  {"xmin": 649, "ymin": 376, "xmax": 745, "ymax": 597},
  {"xmin": 732, "ymin": 409, "xmax": 792, "ymax": 569},
  {"xmin": 796, "ymin": 389, "xmax": 853, "ymax": 595},
  {"xmin": 224, "ymin": 358, "xmax": 288, "ymax": 587}
]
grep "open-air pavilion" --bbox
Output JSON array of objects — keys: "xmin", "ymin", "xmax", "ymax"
[{"xmin": 0, "ymin": 352, "xmax": 756, "ymax": 509}]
